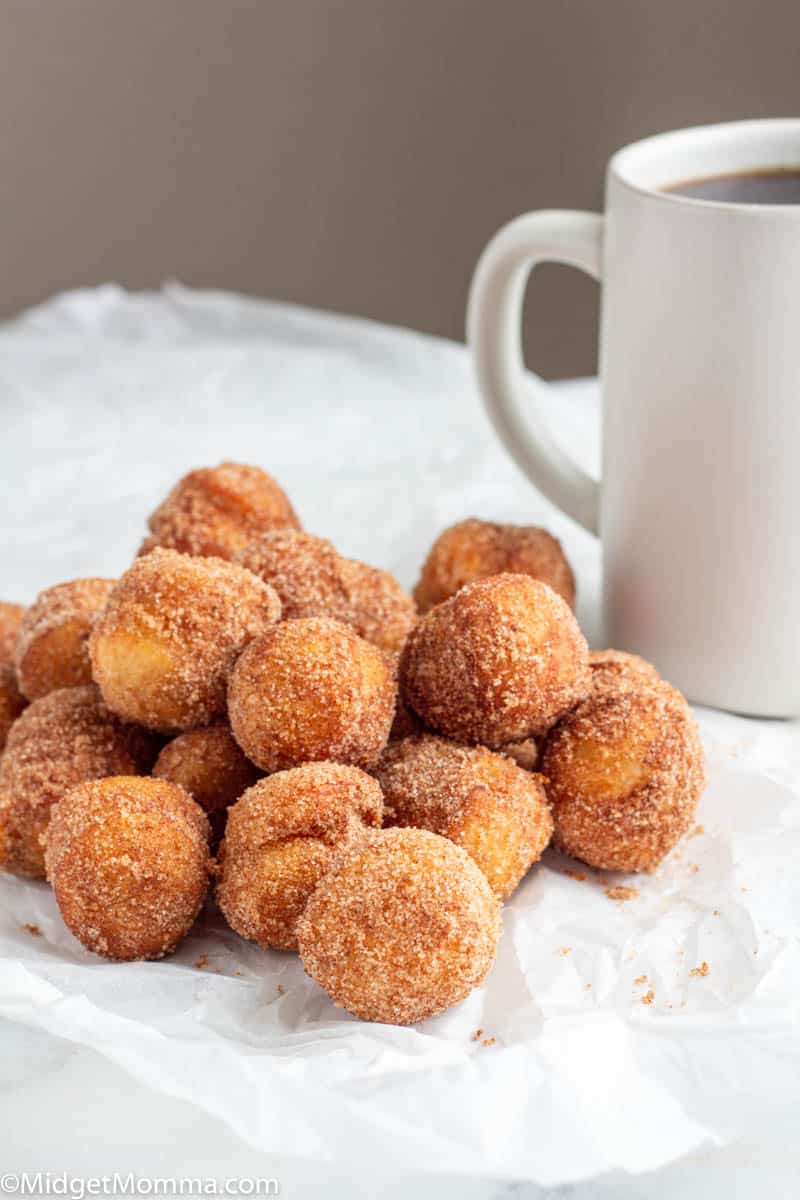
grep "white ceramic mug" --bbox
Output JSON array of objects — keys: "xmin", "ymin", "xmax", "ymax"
[{"xmin": 467, "ymin": 119, "xmax": 800, "ymax": 718}]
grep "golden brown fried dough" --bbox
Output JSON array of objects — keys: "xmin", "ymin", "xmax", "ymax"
[
  {"xmin": 0, "ymin": 602, "xmax": 25, "ymax": 665},
  {"xmin": 237, "ymin": 529, "xmax": 416, "ymax": 654},
  {"xmin": 15, "ymin": 578, "xmax": 115, "ymax": 701},
  {"xmin": 589, "ymin": 648, "xmax": 661, "ymax": 689},
  {"xmin": 0, "ymin": 686, "xmax": 144, "ymax": 878},
  {"xmin": 541, "ymin": 673, "xmax": 705, "ymax": 873},
  {"xmin": 45, "ymin": 776, "xmax": 211, "ymax": 961},
  {"xmin": 217, "ymin": 764, "xmax": 383, "ymax": 951},
  {"xmin": 152, "ymin": 724, "xmax": 261, "ymax": 842},
  {"xmin": 90, "ymin": 549, "xmax": 280, "ymax": 732},
  {"xmin": 335, "ymin": 556, "xmax": 416, "ymax": 655},
  {"xmin": 400, "ymin": 574, "xmax": 590, "ymax": 747},
  {"xmin": 140, "ymin": 462, "xmax": 300, "ymax": 559},
  {"xmin": 414, "ymin": 518, "xmax": 575, "ymax": 612},
  {"xmin": 375, "ymin": 733, "xmax": 552, "ymax": 898},
  {"xmin": 298, "ymin": 826, "xmax": 501, "ymax": 1024},
  {"xmin": 228, "ymin": 617, "xmax": 395, "ymax": 772}
]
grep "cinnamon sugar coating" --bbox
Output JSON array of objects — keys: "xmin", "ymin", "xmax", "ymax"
[
  {"xmin": 589, "ymin": 649, "xmax": 661, "ymax": 689},
  {"xmin": 15, "ymin": 578, "xmax": 115, "ymax": 701},
  {"xmin": 336, "ymin": 557, "xmax": 416, "ymax": 655},
  {"xmin": 237, "ymin": 529, "xmax": 342, "ymax": 618},
  {"xmin": 228, "ymin": 617, "xmax": 396, "ymax": 772},
  {"xmin": 236, "ymin": 529, "xmax": 416, "ymax": 654},
  {"xmin": 153, "ymin": 724, "xmax": 261, "ymax": 843},
  {"xmin": 0, "ymin": 664, "xmax": 27, "ymax": 753},
  {"xmin": 0, "ymin": 602, "xmax": 25, "ymax": 665},
  {"xmin": 297, "ymin": 826, "xmax": 501, "ymax": 1025},
  {"xmin": 375, "ymin": 733, "xmax": 552, "ymax": 898},
  {"xmin": 45, "ymin": 776, "xmax": 211, "ymax": 961},
  {"xmin": 90, "ymin": 549, "xmax": 281, "ymax": 733},
  {"xmin": 140, "ymin": 462, "xmax": 300, "ymax": 560},
  {"xmin": 217, "ymin": 764, "xmax": 383, "ymax": 951},
  {"xmin": 541, "ymin": 673, "xmax": 705, "ymax": 873},
  {"xmin": 0, "ymin": 686, "xmax": 145, "ymax": 878},
  {"xmin": 400, "ymin": 574, "xmax": 590, "ymax": 748},
  {"xmin": 414, "ymin": 518, "xmax": 575, "ymax": 612}
]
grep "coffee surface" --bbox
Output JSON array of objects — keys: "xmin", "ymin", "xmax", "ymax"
[{"xmin": 665, "ymin": 168, "xmax": 800, "ymax": 204}]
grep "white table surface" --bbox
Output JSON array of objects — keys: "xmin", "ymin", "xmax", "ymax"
[{"xmin": 1, "ymin": 287, "xmax": 798, "ymax": 1198}]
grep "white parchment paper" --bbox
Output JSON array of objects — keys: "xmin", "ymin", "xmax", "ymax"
[{"xmin": 1, "ymin": 287, "xmax": 798, "ymax": 1184}]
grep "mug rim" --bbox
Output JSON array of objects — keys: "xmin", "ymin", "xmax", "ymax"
[{"xmin": 609, "ymin": 118, "xmax": 800, "ymax": 212}]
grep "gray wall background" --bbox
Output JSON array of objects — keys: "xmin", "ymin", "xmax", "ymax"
[{"xmin": 1, "ymin": 0, "xmax": 798, "ymax": 376}]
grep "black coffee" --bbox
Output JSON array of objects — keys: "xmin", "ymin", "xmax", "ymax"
[{"xmin": 664, "ymin": 167, "xmax": 800, "ymax": 204}]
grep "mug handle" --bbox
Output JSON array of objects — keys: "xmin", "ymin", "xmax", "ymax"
[{"xmin": 467, "ymin": 211, "xmax": 604, "ymax": 535}]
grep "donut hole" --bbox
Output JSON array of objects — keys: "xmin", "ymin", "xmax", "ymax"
[{"xmin": 222, "ymin": 838, "xmax": 331, "ymax": 952}]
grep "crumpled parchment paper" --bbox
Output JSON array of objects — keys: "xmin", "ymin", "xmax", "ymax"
[{"xmin": 1, "ymin": 286, "xmax": 798, "ymax": 1184}]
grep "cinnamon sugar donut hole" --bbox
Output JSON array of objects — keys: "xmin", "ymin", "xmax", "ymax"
[
  {"xmin": 45, "ymin": 776, "xmax": 211, "ymax": 961},
  {"xmin": 236, "ymin": 529, "xmax": 343, "ymax": 619},
  {"xmin": 0, "ymin": 602, "xmax": 25, "ymax": 664},
  {"xmin": 15, "ymin": 578, "xmax": 115, "ymax": 701},
  {"xmin": 375, "ymin": 734, "xmax": 552, "ymax": 899},
  {"xmin": 298, "ymin": 826, "xmax": 501, "ymax": 1025},
  {"xmin": 589, "ymin": 649, "xmax": 661, "ymax": 689},
  {"xmin": 0, "ymin": 686, "xmax": 144, "ymax": 878},
  {"xmin": 400, "ymin": 574, "xmax": 590, "ymax": 748},
  {"xmin": 153, "ymin": 725, "xmax": 261, "ymax": 843},
  {"xmin": 0, "ymin": 665, "xmax": 26, "ymax": 753},
  {"xmin": 336, "ymin": 557, "xmax": 416, "ymax": 655},
  {"xmin": 90, "ymin": 549, "xmax": 281, "ymax": 733},
  {"xmin": 541, "ymin": 673, "xmax": 705, "ymax": 873},
  {"xmin": 228, "ymin": 617, "xmax": 396, "ymax": 772},
  {"xmin": 236, "ymin": 529, "xmax": 416, "ymax": 654},
  {"xmin": 140, "ymin": 462, "xmax": 300, "ymax": 560},
  {"xmin": 414, "ymin": 518, "xmax": 575, "ymax": 612},
  {"xmin": 217, "ymin": 764, "xmax": 383, "ymax": 951}
]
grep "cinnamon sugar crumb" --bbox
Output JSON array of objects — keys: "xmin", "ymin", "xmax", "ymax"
[
  {"xmin": 641, "ymin": 989, "xmax": 654, "ymax": 1005},
  {"xmin": 606, "ymin": 885, "xmax": 639, "ymax": 901},
  {"xmin": 562, "ymin": 868, "xmax": 587, "ymax": 882},
  {"xmin": 634, "ymin": 974, "xmax": 648, "ymax": 985},
  {"xmin": 559, "ymin": 946, "xmax": 572, "ymax": 956},
  {"xmin": 690, "ymin": 961, "xmax": 710, "ymax": 978},
  {"xmin": 276, "ymin": 984, "xmax": 285, "ymax": 996},
  {"xmin": 471, "ymin": 1028, "xmax": 484, "ymax": 1041},
  {"xmin": 21, "ymin": 923, "xmax": 41, "ymax": 937},
  {"xmin": 482, "ymin": 1036, "xmax": 496, "ymax": 1047},
  {"xmin": 690, "ymin": 824, "xmax": 705, "ymax": 838},
  {"xmin": 194, "ymin": 953, "xmax": 209, "ymax": 969},
  {"xmin": 689, "ymin": 863, "xmax": 700, "ymax": 874}
]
